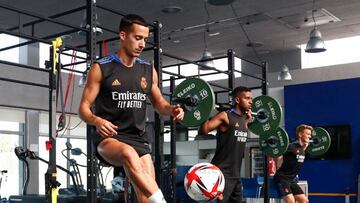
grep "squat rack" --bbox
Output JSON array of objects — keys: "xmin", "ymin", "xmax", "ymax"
[
  {"xmin": 160, "ymin": 48, "xmax": 271, "ymax": 203},
  {"xmin": 0, "ymin": 1, "xmax": 163, "ymax": 203}
]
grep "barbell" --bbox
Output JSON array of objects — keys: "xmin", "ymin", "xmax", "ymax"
[
  {"xmin": 171, "ymin": 77, "xmax": 331, "ymax": 157},
  {"xmin": 172, "ymin": 77, "xmax": 216, "ymax": 128},
  {"xmin": 259, "ymin": 126, "xmax": 331, "ymax": 157},
  {"xmin": 172, "ymin": 78, "xmax": 282, "ymax": 134},
  {"xmin": 307, "ymin": 127, "xmax": 331, "ymax": 156}
]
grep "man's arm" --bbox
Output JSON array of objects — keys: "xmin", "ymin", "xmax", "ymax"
[
  {"xmin": 245, "ymin": 110, "xmax": 252, "ymax": 129},
  {"xmin": 198, "ymin": 111, "xmax": 228, "ymax": 135},
  {"xmin": 149, "ymin": 68, "xmax": 183, "ymax": 122},
  {"xmin": 78, "ymin": 63, "xmax": 117, "ymax": 137},
  {"xmin": 273, "ymin": 156, "xmax": 283, "ymax": 170}
]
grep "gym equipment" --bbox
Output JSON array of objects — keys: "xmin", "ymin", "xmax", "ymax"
[
  {"xmin": 15, "ymin": 146, "xmax": 81, "ymax": 195},
  {"xmin": 248, "ymin": 95, "xmax": 282, "ymax": 136},
  {"xmin": 8, "ymin": 194, "xmax": 120, "ymax": 203},
  {"xmin": 61, "ymin": 143, "xmax": 86, "ymax": 195},
  {"xmin": 172, "ymin": 78, "xmax": 283, "ymax": 134},
  {"xmin": 172, "ymin": 78, "xmax": 215, "ymax": 127},
  {"xmin": 0, "ymin": 170, "xmax": 7, "ymax": 203},
  {"xmin": 259, "ymin": 127, "xmax": 289, "ymax": 157},
  {"xmin": 307, "ymin": 127, "xmax": 331, "ymax": 156}
]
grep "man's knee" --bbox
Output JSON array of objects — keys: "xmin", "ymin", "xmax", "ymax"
[
  {"xmin": 297, "ymin": 199, "xmax": 308, "ymax": 203},
  {"xmin": 284, "ymin": 199, "xmax": 296, "ymax": 203},
  {"xmin": 120, "ymin": 148, "xmax": 141, "ymax": 167},
  {"xmin": 297, "ymin": 197, "xmax": 308, "ymax": 203},
  {"xmin": 283, "ymin": 194, "xmax": 296, "ymax": 203}
]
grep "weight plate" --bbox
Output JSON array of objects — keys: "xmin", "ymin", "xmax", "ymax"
[
  {"xmin": 259, "ymin": 127, "xmax": 289, "ymax": 157},
  {"xmin": 172, "ymin": 78, "xmax": 215, "ymax": 127},
  {"xmin": 306, "ymin": 127, "xmax": 331, "ymax": 156},
  {"xmin": 248, "ymin": 95, "xmax": 282, "ymax": 135}
]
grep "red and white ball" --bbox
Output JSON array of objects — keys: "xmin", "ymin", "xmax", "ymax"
[{"xmin": 184, "ymin": 162, "xmax": 225, "ymax": 202}]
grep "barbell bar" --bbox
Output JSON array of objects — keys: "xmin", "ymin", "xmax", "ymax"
[
  {"xmin": 172, "ymin": 78, "xmax": 331, "ymax": 157},
  {"xmin": 172, "ymin": 78, "xmax": 283, "ymax": 134}
]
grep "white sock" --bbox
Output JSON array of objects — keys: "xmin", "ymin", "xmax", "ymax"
[{"xmin": 149, "ymin": 190, "xmax": 167, "ymax": 203}]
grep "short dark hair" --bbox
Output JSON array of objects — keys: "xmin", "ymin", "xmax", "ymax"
[
  {"xmin": 119, "ymin": 14, "xmax": 149, "ymax": 33},
  {"xmin": 232, "ymin": 86, "xmax": 251, "ymax": 101}
]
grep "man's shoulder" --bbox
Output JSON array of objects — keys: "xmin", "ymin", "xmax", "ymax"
[
  {"xmin": 97, "ymin": 55, "xmax": 116, "ymax": 65},
  {"xmin": 135, "ymin": 58, "xmax": 151, "ymax": 66}
]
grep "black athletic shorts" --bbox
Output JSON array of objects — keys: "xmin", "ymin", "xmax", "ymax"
[
  {"xmin": 274, "ymin": 175, "xmax": 304, "ymax": 197},
  {"xmin": 219, "ymin": 177, "xmax": 242, "ymax": 203},
  {"xmin": 92, "ymin": 132, "xmax": 151, "ymax": 166}
]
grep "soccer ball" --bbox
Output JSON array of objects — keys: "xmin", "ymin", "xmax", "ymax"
[{"xmin": 184, "ymin": 162, "xmax": 225, "ymax": 202}]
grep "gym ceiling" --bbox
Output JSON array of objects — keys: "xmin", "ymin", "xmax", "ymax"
[{"xmin": 1, "ymin": 0, "xmax": 360, "ymax": 71}]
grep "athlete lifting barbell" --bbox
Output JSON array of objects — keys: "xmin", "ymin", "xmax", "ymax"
[
  {"xmin": 172, "ymin": 77, "xmax": 332, "ymax": 203},
  {"xmin": 172, "ymin": 77, "xmax": 331, "ymax": 157},
  {"xmin": 272, "ymin": 125, "xmax": 330, "ymax": 203}
]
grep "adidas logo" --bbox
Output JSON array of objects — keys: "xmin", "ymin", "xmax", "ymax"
[{"xmin": 112, "ymin": 79, "xmax": 121, "ymax": 86}]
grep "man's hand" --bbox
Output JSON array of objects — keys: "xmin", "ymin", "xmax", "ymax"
[
  {"xmin": 95, "ymin": 118, "xmax": 118, "ymax": 138},
  {"xmin": 217, "ymin": 193, "xmax": 223, "ymax": 201},
  {"xmin": 171, "ymin": 104, "xmax": 184, "ymax": 122},
  {"xmin": 246, "ymin": 109, "xmax": 253, "ymax": 123}
]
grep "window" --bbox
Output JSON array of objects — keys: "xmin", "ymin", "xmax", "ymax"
[
  {"xmin": 0, "ymin": 121, "xmax": 24, "ymax": 198},
  {"xmin": 0, "ymin": 34, "xmax": 19, "ymax": 63},
  {"xmin": 38, "ymin": 43, "xmax": 87, "ymax": 74},
  {"xmin": 162, "ymin": 57, "xmax": 242, "ymax": 87}
]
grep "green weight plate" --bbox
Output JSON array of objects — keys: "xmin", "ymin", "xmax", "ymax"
[
  {"xmin": 172, "ymin": 78, "xmax": 215, "ymax": 127},
  {"xmin": 259, "ymin": 127, "xmax": 289, "ymax": 157},
  {"xmin": 306, "ymin": 127, "xmax": 331, "ymax": 156},
  {"xmin": 248, "ymin": 95, "xmax": 282, "ymax": 135}
]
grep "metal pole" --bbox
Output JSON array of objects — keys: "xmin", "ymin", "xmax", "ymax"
[
  {"xmin": 0, "ymin": 2, "xmax": 87, "ymax": 32},
  {"xmin": 153, "ymin": 20, "xmax": 164, "ymax": 187},
  {"xmin": 86, "ymin": 0, "xmax": 97, "ymax": 203},
  {"xmin": 45, "ymin": 44, "xmax": 58, "ymax": 203},
  {"xmin": 162, "ymin": 52, "xmax": 229, "ymax": 75},
  {"xmin": 0, "ymin": 28, "xmax": 86, "ymax": 53},
  {"xmin": 162, "ymin": 55, "xmax": 226, "ymax": 69},
  {"xmin": 6, "ymin": 6, "xmax": 86, "ymax": 32},
  {"xmin": 261, "ymin": 62, "xmax": 270, "ymax": 203},
  {"xmin": 227, "ymin": 49, "xmax": 235, "ymax": 103},
  {"xmin": 170, "ymin": 76, "xmax": 176, "ymax": 203}
]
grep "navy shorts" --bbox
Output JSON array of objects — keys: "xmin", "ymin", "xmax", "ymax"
[
  {"xmin": 274, "ymin": 175, "xmax": 304, "ymax": 197},
  {"xmin": 93, "ymin": 132, "xmax": 151, "ymax": 166}
]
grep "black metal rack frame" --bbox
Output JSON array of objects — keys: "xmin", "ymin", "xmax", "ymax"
[
  {"xmin": 162, "ymin": 49, "xmax": 270, "ymax": 203},
  {"xmin": 0, "ymin": 1, "xmax": 271, "ymax": 202}
]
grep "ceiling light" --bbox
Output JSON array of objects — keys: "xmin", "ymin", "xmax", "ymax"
[
  {"xmin": 207, "ymin": 0, "xmax": 236, "ymax": 6},
  {"xmin": 305, "ymin": 28, "xmax": 326, "ymax": 53},
  {"xmin": 172, "ymin": 39, "xmax": 181, "ymax": 43},
  {"xmin": 60, "ymin": 35, "xmax": 72, "ymax": 41},
  {"xmin": 198, "ymin": 49, "xmax": 215, "ymax": 70},
  {"xmin": 278, "ymin": 65, "xmax": 292, "ymax": 81},
  {"xmin": 199, "ymin": 0, "xmax": 215, "ymax": 71},
  {"xmin": 208, "ymin": 32, "xmax": 220, "ymax": 37},
  {"xmin": 161, "ymin": 6, "xmax": 183, "ymax": 14},
  {"xmin": 246, "ymin": 41, "xmax": 264, "ymax": 48},
  {"xmin": 305, "ymin": 0, "xmax": 326, "ymax": 53}
]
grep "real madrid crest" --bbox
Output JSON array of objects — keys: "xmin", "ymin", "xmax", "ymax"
[{"xmin": 140, "ymin": 76, "xmax": 147, "ymax": 89}]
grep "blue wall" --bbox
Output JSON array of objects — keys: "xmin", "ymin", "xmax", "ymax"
[{"xmin": 284, "ymin": 78, "xmax": 360, "ymax": 203}]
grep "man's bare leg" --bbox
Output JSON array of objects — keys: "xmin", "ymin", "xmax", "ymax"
[{"xmin": 98, "ymin": 139, "xmax": 160, "ymax": 197}]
